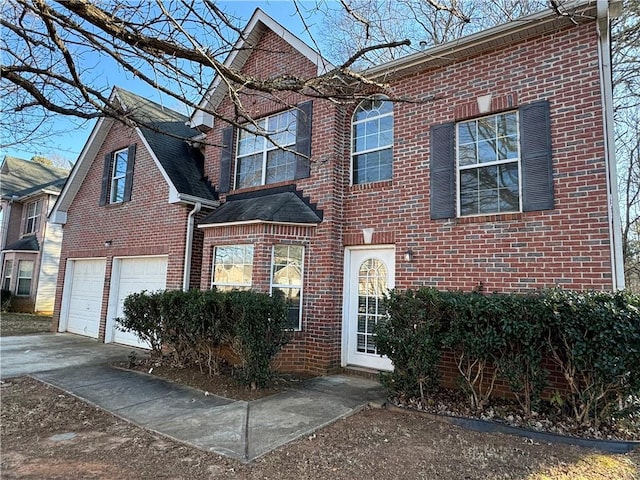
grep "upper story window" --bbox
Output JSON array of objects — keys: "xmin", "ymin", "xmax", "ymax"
[
  {"xmin": 212, "ymin": 244, "xmax": 254, "ymax": 291},
  {"xmin": 457, "ymin": 112, "xmax": 520, "ymax": 216},
  {"xmin": 270, "ymin": 245, "xmax": 304, "ymax": 330},
  {"xmin": 218, "ymin": 101, "xmax": 313, "ymax": 194},
  {"xmin": 430, "ymin": 100, "xmax": 553, "ymax": 220},
  {"xmin": 99, "ymin": 145, "xmax": 136, "ymax": 206},
  {"xmin": 23, "ymin": 199, "xmax": 41, "ymax": 234},
  {"xmin": 236, "ymin": 110, "xmax": 297, "ymax": 189},
  {"xmin": 351, "ymin": 97, "xmax": 394, "ymax": 185}
]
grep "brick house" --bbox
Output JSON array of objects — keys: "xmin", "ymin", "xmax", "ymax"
[
  {"xmin": 51, "ymin": 2, "xmax": 623, "ymax": 374},
  {"xmin": 1, "ymin": 156, "xmax": 69, "ymax": 313}
]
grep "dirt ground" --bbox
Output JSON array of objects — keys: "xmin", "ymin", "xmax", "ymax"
[
  {"xmin": 0, "ymin": 313, "xmax": 52, "ymax": 336},
  {"xmin": 1, "ymin": 377, "xmax": 639, "ymax": 480}
]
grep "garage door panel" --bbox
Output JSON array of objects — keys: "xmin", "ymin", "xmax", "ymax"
[
  {"xmin": 113, "ymin": 257, "xmax": 167, "ymax": 348},
  {"xmin": 65, "ymin": 259, "xmax": 105, "ymax": 338}
]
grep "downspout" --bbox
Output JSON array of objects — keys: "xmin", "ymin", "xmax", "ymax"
[
  {"xmin": 596, "ymin": 0, "xmax": 625, "ymax": 290},
  {"xmin": 183, "ymin": 202, "xmax": 202, "ymax": 292}
]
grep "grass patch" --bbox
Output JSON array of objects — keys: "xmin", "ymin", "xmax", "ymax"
[{"xmin": 0, "ymin": 313, "xmax": 52, "ymax": 336}]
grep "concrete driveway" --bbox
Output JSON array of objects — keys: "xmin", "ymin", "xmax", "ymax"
[{"xmin": 0, "ymin": 333, "xmax": 143, "ymax": 380}]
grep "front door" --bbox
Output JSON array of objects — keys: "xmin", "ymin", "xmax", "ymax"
[{"xmin": 344, "ymin": 247, "xmax": 395, "ymax": 371}]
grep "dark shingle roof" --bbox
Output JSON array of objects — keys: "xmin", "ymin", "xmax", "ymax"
[
  {"xmin": 200, "ymin": 186, "xmax": 322, "ymax": 225},
  {"xmin": 4, "ymin": 236, "xmax": 39, "ymax": 252},
  {"xmin": 115, "ymin": 88, "xmax": 217, "ymax": 201},
  {"xmin": 0, "ymin": 156, "xmax": 69, "ymax": 199}
]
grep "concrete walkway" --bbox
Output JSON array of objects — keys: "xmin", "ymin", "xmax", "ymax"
[{"xmin": 1, "ymin": 334, "xmax": 386, "ymax": 462}]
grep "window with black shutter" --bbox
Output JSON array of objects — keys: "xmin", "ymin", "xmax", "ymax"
[
  {"xmin": 99, "ymin": 144, "xmax": 136, "ymax": 205},
  {"xmin": 429, "ymin": 100, "xmax": 553, "ymax": 219}
]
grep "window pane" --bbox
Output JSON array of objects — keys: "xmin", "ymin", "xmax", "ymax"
[
  {"xmin": 352, "ymin": 98, "xmax": 394, "ymax": 185},
  {"xmin": 17, "ymin": 261, "xmax": 33, "ymax": 296},
  {"xmin": 236, "ymin": 154, "xmax": 263, "ymax": 189},
  {"xmin": 3, "ymin": 260, "xmax": 13, "ymax": 291},
  {"xmin": 477, "ymin": 117, "xmax": 496, "ymax": 142},
  {"xmin": 114, "ymin": 151, "xmax": 128, "ymax": 176},
  {"xmin": 266, "ymin": 150, "xmax": 296, "ymax": 184},
  {"xmin": 213, "ymin": 245, "xmax": 253, "ymax": 289},
  {"xmin": 458, "ymin": 144, "xmax": 476, "ymax": 166},
  {"xmin": 477, "ymin": 139, "xmax": 497, "ymax": 163},
  {"xmin": 458, "ymin": 121, "xmax": 477, "ymax": 144},
  {"xmin": 271, "ymin": 245, "xmax": 304, "ymax": 330},
  {"xmin": 353, "ymin": 149, "xmax": 393, "ymax": 184}
]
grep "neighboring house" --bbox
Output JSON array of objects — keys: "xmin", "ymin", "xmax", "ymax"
[
  {"xmin": 49, "ymin": 88, "xmax": 218, "ymax": 347},
  {"xmin": 51, "ymin": 2, "xmax": 623, "ymax": 377},
  {"xmin": 0, "ymin": 156, "xmax": 69, "ymax": 313}
]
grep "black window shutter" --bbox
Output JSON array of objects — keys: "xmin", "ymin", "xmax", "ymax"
[
  {"xmin": 430, "ymin": 122, "xmax": 456, "ymax": 219},
  {"xmin": 99, "ymin": 152, "xmax": 113, "ymax": 206},
  {"xmin": 219, "ymin": 126, "xmax": 234, "ymax": 193},
  {"xmin": 520, "ymin": 100, "xmax": 554, "ymax": 212},
  {"xmin": 123, "ymin": 144, "xmax": 136, "ymax": 202},
  {"xmin": 294, "ymin": 100, "xmax": 313, "ymax": 180}
]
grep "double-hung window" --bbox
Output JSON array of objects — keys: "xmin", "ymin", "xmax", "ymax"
[
  {"xmin": 23, "ymin": 200, "xmax": 41, "ymax": 234},
  {"xmin": 100, "ymin": 145, "xmax": 136, "ymax": 206},
  {"xmin": 110, "ymin": 148, "xmax": 129, "ymax": 203},
  {"xmin": 351, "ymin": 97, "xmax": 394, "ymax": 184},
  {"xmin": 236, "ymin": 110, "xmax": 298, "ymax": 189},
  {"xmin": 270, "ymin": 245, "xmax": 304, "ymax": 330},
  {"xmin": 457, "ymin": 112, "xmax": 520, "ymax": 216},
  {"xmin": 16, "ymin": 260, "xmax": 33, "ymax": 296},
  {"xmin": 430, "ymin": 100, "xmax": 553, "ymax": 219},
  {"xmin": 3, "ymin": 260, "xmax": 13, "ymax": 291},
  {"xmin": 212, "ymin": 245, "xmax": 254, "ymax": 291}
]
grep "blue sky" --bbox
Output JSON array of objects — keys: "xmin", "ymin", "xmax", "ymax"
[{"xmin": 4, "ymin": 1, "xmax": 329, "ymax": 164}]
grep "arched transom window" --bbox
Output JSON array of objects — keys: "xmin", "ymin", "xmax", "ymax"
[{"xmin": 351, "ymin": 97, "xmax": 394, "ymax": 184}]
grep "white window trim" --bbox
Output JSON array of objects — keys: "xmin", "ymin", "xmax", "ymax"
[
  {"xmin": 16, "ymin": 260, "xmax": 33, "ymax": 296},
  {"xmin": 3, "ymin": 260, "xmax": 13, "ymax": 291},
  {"xmin": 455, "ymin": 111, "xmax": 523, "ymax": 217},
  {"xmin": 23, "ymin": 199, "xmax": 41, "ymax": 234},
  {"xmin": 211, "ymin": 244, "xmax": 254, "ymax": 291},
  {"xmin": 234, "ymin": 110, "xmax": 297, "ymax": 189},
  {"xmin": 110, "ymin": 147, "xmax": 128, "ymax": 204},
  {"xmin": 351, "ymin": 97, "xmax": 394, "ymax": 186},
  {"xmin": 270, "ymin": 245, "xmax": 304, "ymax": 331}
]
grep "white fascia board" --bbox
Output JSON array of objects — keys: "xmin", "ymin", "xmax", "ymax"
[
  {"xmin": 48, "ymin": 116, "xmax": 111, "ymax": 224},
  {"xmin": 198, "ymin": 219, "xmax": 318, "ymax": 229},
  {"xmin": 175, "ymin": 193, "xmax": 219, "ymax": 208}
]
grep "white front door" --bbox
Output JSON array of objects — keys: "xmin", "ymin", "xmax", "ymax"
[{"xmin": 344, "ymin": 247, "xmax": 395, "ymax": 371}]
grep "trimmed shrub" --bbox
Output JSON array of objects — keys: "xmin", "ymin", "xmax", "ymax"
[
  {"xmin": 226, "ymin": 290, "xmax": 291, "ymax": 389},
  {"xmin": 118, "ymin": 290, "xmax": 164, "ymax": 357},
  {"xmin": 375, "ymin": 288, "xmax": 446, "ymax": 399},
  {"xmin": 543, "ymin": 289, "xmax": 640, "ymax": 427},
  {"xmin": 1, "ymin": 289, "xmax": 12, "ymax": 312}
]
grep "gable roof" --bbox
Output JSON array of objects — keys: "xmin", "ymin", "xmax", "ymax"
[
  {"xmin": 51, "ymin": 88, "xmax": 219, "ymax": 224},
  {"xmin": 0, "ymin": 156, "xmax": 69, "ymax": 201},
  {"xmin": 199, "ymin": 185, "xmax": 322, "ymax": 227},
  {"xmin": 190, "ymin": 8, "xmax": 333, "ymax": 130}
]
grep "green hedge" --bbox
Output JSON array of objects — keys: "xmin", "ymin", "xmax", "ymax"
[
  {"xmin": 117, "ymin": 289, "xmax": 291, "ymax": 388},
  {"xmin": 375, "ymin": 288, "xmax": 640, "ymax": 426}
]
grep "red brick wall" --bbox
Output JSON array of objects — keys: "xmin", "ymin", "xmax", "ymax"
[
  {"xmin": 52, "ymin": 120, "xmax": 194, "ymax": 338},
  {"xmin": 201, "ymin": 20, "xmax": 613, "ymax": 377}
]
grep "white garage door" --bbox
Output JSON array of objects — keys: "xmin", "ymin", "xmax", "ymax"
[
  {"xmin": 112, "ymin": 256, "xmax": 167, "ymax": 348},
  {"xmin": 65, "ymin": 259, "xmax": 106, "ymax": 338}
]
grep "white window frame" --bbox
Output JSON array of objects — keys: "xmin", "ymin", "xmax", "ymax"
[
  {"xmin": 3, "ymin": 259, "xmax": 13, "ymax": 291},
  {"xmin": 211, "ymin": 245, "xmax": 254, "ymax": 291},
  {"xmin": 270, "ymin": 245, "xmax": 304, "ymax": 331},
  {"xmin": 456, "ymin": 111, "xmax": 522, "ymax": 217},
  {"xmin": 23, "ymin": 199, "xmax": 41, "ymax": 234},
  {"xmin": 110, "ymin": 148, "xmax": 129, "ymax": 204},
  {"xmin": 16, "ymin": 260, "xmax": 33, "ymax": 296},
  {"xmin": 235, "ymin": 110, "xmax": 297, "ymax": 189},
  {"xmin": 351, "ymin": 97, "xmax": 394, "ymax": 185}
]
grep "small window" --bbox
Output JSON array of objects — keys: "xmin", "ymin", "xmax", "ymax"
[
  {"xmin": 3, "ymin": 260, "xmax": 13, "ymax": 291},
  {"xmin": 212, "ymin": 245, "xmax": 254, "ymax": 291},
  {"xmin": 270, "ymin": 245, "xmax": 304, "ymax": 330},
  {"xmin": 457, "ymin": 111, "xmax": 521, "ymax": 216},
  {"xmin": 351, "ymin": 97, "xmax": 394, "ymax": 184},
  {"xmin": 236, "ymin": 110, "xmax": 298, "ymax": 189},
  {"xmin": 23, "ymin": 200, "xmax": 41, "ymax": 234},
  {"xmin": 110, "ymin": 148, "xmax": 129, "ymax": 203},
  {"xmin": 16, "ymin": 260, "xmax": 33, "ymax": 296}
]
